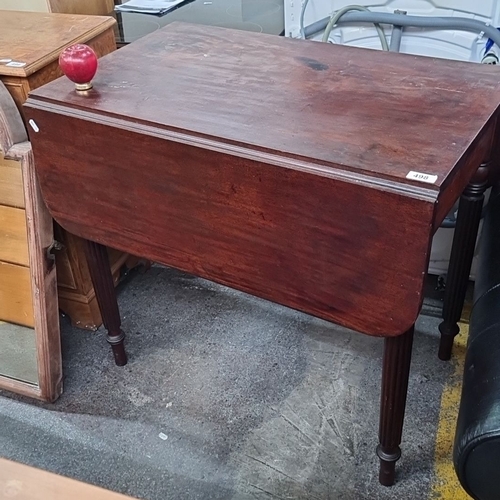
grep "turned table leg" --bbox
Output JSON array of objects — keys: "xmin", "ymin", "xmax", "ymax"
[
  {"xmin": 377, "ymin": 326, "xmax": 414, "ymax": 486},
  {"xmin": 438, "ymin": 163, "xmax": 489, "ymax": 361},
  {"xmin": 83, "ymin": 239, "xmax": 127, "ymax": 366}
]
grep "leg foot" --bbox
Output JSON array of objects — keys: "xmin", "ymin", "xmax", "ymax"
[
  {"xmin": 107, "ymin": 330, "xmax": 127, "ymax": 366},
  {"xmin": 84, "ymin": 239, "xmax": 128, "ymax": 366},
  {"xmin": 437, "ymin": 323, "xmax": 459, "ymax": 361},
  {"xmin": 377, "ymin": 327, "xmax": 414, "ymax": 486},
  {"xmin": 377, "ymin": 445, "xmax": 399, "ymax": 486},
  {"xmin": 438, "ymin": 163, "xmax": 488, "ymax": 360}
]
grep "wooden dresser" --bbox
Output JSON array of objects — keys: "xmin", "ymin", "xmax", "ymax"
[{"xmin": 0, "ymin": 10, "xmax": 132, "ymax": 330}]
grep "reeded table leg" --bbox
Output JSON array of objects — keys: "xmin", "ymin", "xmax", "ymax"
[
  {"xmin": 438, "ymin": 164, "xmax": 489, "ymax": 361},
  {"xmin": 377, "ymin": 326, "xmax": 414, "ymax": 486},
  {"xmin": 83, "ymin": 239, "xmax": 127, "ymax": 366}
]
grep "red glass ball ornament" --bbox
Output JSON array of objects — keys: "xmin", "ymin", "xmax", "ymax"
[{"xmin": 59, "ymin": 44, "xmax": 98, "ymax": 91}]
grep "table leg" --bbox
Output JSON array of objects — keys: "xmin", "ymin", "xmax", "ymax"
[
  {"xmin": 377, "ymin": 326, "xmax": 414, "ymax": 486},
  {"xmin": 83, "ymin": 239, "xmax": 128, "ymax": 366},
  {"xmin": 438, "ymin": 164, "xmax": 489, "ymax": 361}
]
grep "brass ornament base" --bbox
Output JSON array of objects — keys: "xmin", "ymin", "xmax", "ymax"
[{"xmin": 75, "ymin": 82, "xmax": 93, "ymax": 91}]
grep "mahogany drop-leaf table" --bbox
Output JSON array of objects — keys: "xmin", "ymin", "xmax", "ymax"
[{"xmin": 24, "ymin": 23, "xmax": 500, "ymax": 485}]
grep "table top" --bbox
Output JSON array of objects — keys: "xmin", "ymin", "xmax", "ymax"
[
  {"xmin": 29, "ymin": 22, "xmax": 500, "ymax": 191},
  {"xmin": 113, "ymin": 0, "xmax": 284, "ymax": 44},
  {"xmin": 0, "ymin": 10, "xmax": 115, "ymax": 78}
]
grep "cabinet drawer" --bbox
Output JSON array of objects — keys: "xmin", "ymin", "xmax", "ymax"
[
  {"xmin": 0, "ymin": 156, "xmax": 24, "ymax": 208},
  {"xmin": 0, "ymin": 261, "xmax": 34, "ymax": 327},
  {"xmin": 0, "ymin": 204, "xmax": 29, "ymax": 266}
]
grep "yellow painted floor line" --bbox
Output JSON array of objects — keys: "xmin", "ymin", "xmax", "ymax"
[{"xmin": 430, "ymin": 325, "xmax": 472, "ymax": 499}]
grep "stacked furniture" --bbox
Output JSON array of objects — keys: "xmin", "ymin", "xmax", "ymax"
[
  {"xmin": 0, "ymin": 11, "xmax": 131, "ymax": 333},
  {"xmin": 0, "ymin": 10, "xmax": 131, "ymax": 401}
]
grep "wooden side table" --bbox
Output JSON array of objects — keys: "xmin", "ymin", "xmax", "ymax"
[
  {"xmin": 25, "ymin": 23, "xmax": 500, "ymax": 482},
  {"xmin": 0, "ymin": 10, "xmax": 133, "ymax": 330}
]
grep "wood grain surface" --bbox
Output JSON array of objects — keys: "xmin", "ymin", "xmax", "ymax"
[
  {"xmin": 13, "ymin": 141, "xmax": 62, "ymax": 401},
  {"xmin": 24, "ymin": 23, "xmax": 500, "ymax": 337},
  {"xmin": 0, "ymin": 261, "xmax": 33, "ymax": 327},
  {"xmin": 0, "ymin": 156, "xmax": 25, "ymax": 208},
  {"xmin": 27, "ymin": 23, "xmax": 500, "ymax": 191},
  {"xmin": 25, "ymin": 107, "xmax": 434, "ymax": 336},
  {"xmin": 0, "ymin": 204, "xmax": 29, "ymax": 266},
  {"xmin": 0, "ymin": 11, "xmax": 115, "ymax": 77},
  {"xmin": 0, "ymin": 458, "xmax": 137, "ymax": 500}
]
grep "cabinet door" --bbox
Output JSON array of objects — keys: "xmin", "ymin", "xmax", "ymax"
[{"xmin": 0, "ymin": 82, "xmax": 61, "ymax": 402}]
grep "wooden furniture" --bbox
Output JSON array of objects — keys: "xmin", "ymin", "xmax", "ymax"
[
  {"xmin": 0, "ymin": 0, "xmax": 114, "ymax": 15},
  {"xmin": 0, "ymin": 82, "xmax": 61, "ymax": 402},
  {"xmin": 0, "ymin": 11, "xmax": 116, "ymax": 113},
  {"xmin": 0, "ymin": 10, "xmax": 132, "ymax": 330},
  {"xmin": 0, "ymin": 458, "xmax": 137, "ymax": 499},
  {"xmin": 24, "ymin": 23, "xmax": 500, "ymax": 485}
]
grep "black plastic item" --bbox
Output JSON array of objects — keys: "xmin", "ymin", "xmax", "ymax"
[{"xmin": 454, "ymin": 184, "xmax": 500, "ymax": 500}]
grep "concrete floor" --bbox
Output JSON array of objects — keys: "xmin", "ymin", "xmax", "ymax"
[{"xmin": 0, "ymin": 265, "xmax": 458, "ymax": 499}]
